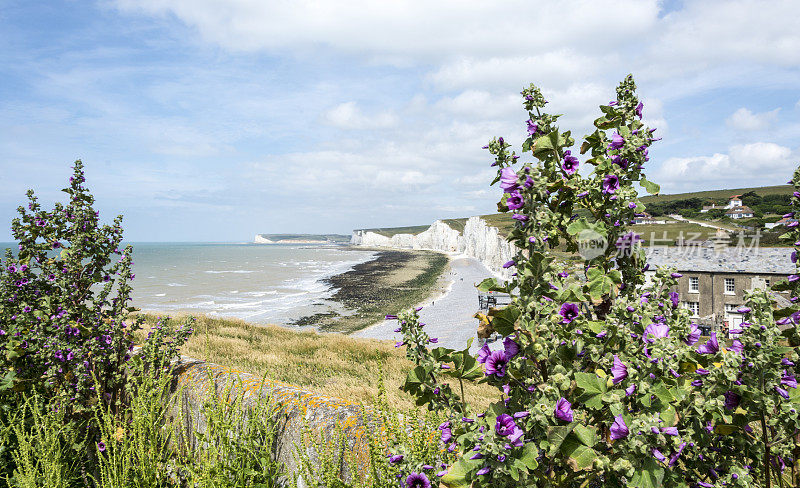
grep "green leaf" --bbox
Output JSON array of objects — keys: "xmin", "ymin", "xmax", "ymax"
[
  {"xmin": 573, "ymin": 424, "xmax": 597, "ymax": 447},
  {"xmin": 652, "ymin": 382, "xmax": 676, "ymax": 404},
  {"xmin": 629, "ymin": 459, "xmax": 665, "ymax": 488},
  {"xmin": 405, "ymin": 366, "xmax": 427, "ymax": 385},
  {"xmin": 531, "ymin": 131, "xmax": 567, "ymax": 160},
  {"xmin": 559, "ymin": 285, "xmax": 587, "ymax": 303},
  {"xmin": 488, "ymin": 305, "xmax": 519, "ymax": 335},
  {"xmin": 640, "ymin": 177, "xmax": 660, "ymax": 195},
  {"xmin": 0, "ymin": 370, "xmax": 17, "ymax": 390},
  {"xmin": 441, "ymin": 457, "xmax": 483, "ymax": 488},
  {"xmin": 574, "ymin": 372, "xmax": 606, "ymax": 395},
  {"xmin": 476, "ymin": 278, "xmax": 506, "ymax": 293},
  {"xmin": 444, "ymin": 350, "xmax": 483, "ymax": 381},
  {"xmin": 586, "ymin": 266, "xmax": 616, "ymax": 300},
  {"xmin": 560, "ymin": 436, "xmax": 597, "ymax": 471},
  {"xmin": 546, "ymin": 424, "xmax": 577, "ymax": 453},
  {"xmin": 520, "ymin": 442, "xmax": 539, "ymax": 471}
]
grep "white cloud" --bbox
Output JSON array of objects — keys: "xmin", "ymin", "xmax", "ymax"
[
  {"xmin": 654, "ymin": 142, "xmax": 796, "ymax": 190},
  {"xmin": 652, "ymin": 0, "xmax": 800, "ymax": 73},
  {"xmin": 113, "ymin": 0, "xmax": 660, "ymax": 62},
  {"xmin": 726, "ymin": 108, "xmax": 780, "ymax": 132},
  {"xmin": 322, "ymin": 102, "xmax": 397, "ymax": 130}
]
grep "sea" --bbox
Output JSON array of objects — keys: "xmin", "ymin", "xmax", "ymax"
[{"xmin": 0, "ymin": 242, "xmax": 377, "ymax": 326}]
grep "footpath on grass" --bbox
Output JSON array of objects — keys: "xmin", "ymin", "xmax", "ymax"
[{"xmin": 355, "ymin": 255, "xmax": 495, "ymax": 353}]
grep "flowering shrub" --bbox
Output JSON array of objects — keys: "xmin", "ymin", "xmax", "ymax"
[
  {"xmin": 391, "ymin": 76, "xmax": 800, "ymax": 487},
  {"xmin": 0, "ymin": 161, "xmax": 193, "ymax": 472}
]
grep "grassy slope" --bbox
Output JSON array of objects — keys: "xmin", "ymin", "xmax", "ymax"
[
  {"xmin": 639, "ymin": 184, "xmax": 792, "ymax": 204},
  {"xmin": 141, "ymin": 314, "xmax": 494, "ymax": 410},
  {"xmin": 356, "ymin": 185, "xmax": 793, "ymax": 239}
]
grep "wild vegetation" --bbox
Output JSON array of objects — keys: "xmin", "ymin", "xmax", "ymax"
[{"xmin": 388, "ymin": 76, "xmax": 800, "ymax": 487}]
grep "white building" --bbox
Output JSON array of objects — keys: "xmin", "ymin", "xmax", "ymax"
[{"xmin": 725, "ymin": 205, "xmax": 754, "ymax": 219}]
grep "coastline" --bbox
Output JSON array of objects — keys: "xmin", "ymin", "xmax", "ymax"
[
  {"xmin": 290, "ymin": 248, "xmax": 450, "ymax": 334},
  {"xmin": 354, "ymin": 254, "xmax": 496, "ymax": 352}
]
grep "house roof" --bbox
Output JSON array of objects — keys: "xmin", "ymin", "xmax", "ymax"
[
  {"xmin": 646, "ymin": 247, "xmax": 795, "ymax": 274},
  {"xmin": 729, "ymin": 194, "xmax": 742, "ymax": 199},
  {"xmin": 725, "ymin": 205, "xmax": 754, "ymax": 214}
]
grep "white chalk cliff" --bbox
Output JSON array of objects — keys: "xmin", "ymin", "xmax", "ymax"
[{"xmin": 351, "ymin": 216, "xmax": 517, "ymax": 280}]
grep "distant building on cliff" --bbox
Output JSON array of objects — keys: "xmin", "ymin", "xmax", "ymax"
[{"xmin": 725, "ymin": 205, "xmax": 755, "ymax": 219}]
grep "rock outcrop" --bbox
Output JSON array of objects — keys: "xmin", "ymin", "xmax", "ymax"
[{"xmin": 351, "ymin": 216, "xmax": 516, "ymax": 279}]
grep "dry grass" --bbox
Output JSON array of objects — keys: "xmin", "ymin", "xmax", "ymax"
[{"xmin": 140, "ymin": 313, "xmax": 495, "ymax": 411}]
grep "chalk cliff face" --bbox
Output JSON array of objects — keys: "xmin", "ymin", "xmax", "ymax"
[{"xmin": 351, "ymin": 216, "xmax": 516, "ymax": 279}]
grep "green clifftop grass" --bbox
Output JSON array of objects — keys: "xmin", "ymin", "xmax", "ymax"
[
  {"xmin": 140, "ymin": 313, "xmax": 494, "ymax": 411},
  {"xmin": 355, "ymin": 184, "xmax": 794, "ymax": 241}
]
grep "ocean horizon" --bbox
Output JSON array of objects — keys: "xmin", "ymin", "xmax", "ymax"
[{"xmin": 0, "ymin": 241, "xmax": 376, "ymax": 326}]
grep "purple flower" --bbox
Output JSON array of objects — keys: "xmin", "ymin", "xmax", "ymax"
[
  {"xmin": 503, "ymin": 337, "xmax": 520, "ymax": 358},
  {"xmin": 98, "ymin": 441, "xmax": 106, "ymax": 453},
  {"xmin": 506, "ymin": 192, "xmax": 525, "ymax": 210},
  {"xmin": 724, "ymin": 391, "xmax": 741, "ymax": 410},
  {"xmin": 789, "ymin": 275, "xmax": 799, "ymax": 282},
  {"xmin": 384, "ymin": 314, "xmax": 397, "ymax": 320},
  {"xmin": 661, "ymin": 427, "xmax": 679, "ymax": 436},
  {"xmin": 737, "ymin": 307, "xmax": 751, "ymax": 314},
  {"xmin": 559, "ymin": 303, "xmax": 580, "ymax": 324},
  {"xmin": 500, "ymin": 167, "xmax": 519, "ymax": 193},
  {"xmin": 776, "ymin": 386, "xmax": 790, "ymax": 399},
  {"xmin": 643, "ymin": 322, "xmax": 669, "ymax": 343},
  {"xmin": 562, "ymin": 150, "xmax": 579, "ymax": 175},
  {"xmin": 671, "ymin": 272, "xmax": 682, "ymax": 278},
  {"xmin": 611, "ymin": 355, "xmax": 628, "ymax": 385},
  {"xmin": 477, "ymin": 344, "xmax": 491, "ymax": 364},
  {"xmin": 476, "ymin": 467, "xmax": 491, "ymax": 476},
  {"xmin": 526, "ymin": 119, "xmax": 539, "ymax": 137},
  {"xmin": 610, "ymin": 415, "xmax": 629, "ymax": 440},
  {"xmin": 652, "ymin": 449, "xmax": 667, "ymax": 463},
  {"xmin": 635, "ymin": 101, "xmax": 643, "ymax": 119},
  {"xmin": 625, "ymin": 384, "xmax": 637, "ymax": 396},
  {"xmin": 669, "ymin": 443, "xmax": 687, "ymax": 467},
  {"xmin": 495, "ymin": 414, "xmax": 522, "ymax": 441},
  {"xmin": 602, "ymin": 174, "xmax": 620, "ymax": 194},
  {"xmin": 502, "ymin": 260, "xmax": 515, "ymax": 269},
  {"xmin": 728, "ymin": 340, "xmax": 744, "ymax": 355},
  {"xmin": 781, "ymin": 372, "xmax": 798, "ymax": 389},
  {"xmin": 697, "ymin": 333, "xmax": 719, "ymax": 354},
  {"xmin": 669, "ymin": 292, "xmax": 679, "ymax": 308},
  {"xmin": 405, "ymin": 472, "xmax": 431, "ymax": 488},
  {"xmin": 484, "ymin": 350, "xmax": 509, "ymax": 378},
  {"xmin": 608, "ymin": 132, "xmax": 625, "ymax": 150},
  {"xmin": 512, "ymin": 214, "xmax": 528, "ymax": 222},
  {"xmin": 685, "ymin": 323, "xmax": 701, "ymax": 345},
  {"xmin": 389, "ymin": 454, "xmax": 404, "ymax": 464},
  {"xmin": 554, "ymin": 397, "xmax": 573, "ymax": 423}
]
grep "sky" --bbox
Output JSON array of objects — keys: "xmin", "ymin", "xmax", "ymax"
[{"xmin": 1, "ymin": 0, "xmax": 799, "ymax": 241}]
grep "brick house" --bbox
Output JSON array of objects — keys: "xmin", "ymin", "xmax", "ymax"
[{"xmin": 646, "ymin": 248, "xmax": 793, "ymax": 333}]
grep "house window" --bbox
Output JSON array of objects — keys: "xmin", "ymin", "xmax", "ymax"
[
  {"xmin": 685, "ymin": 301, "xmax": 700, "ymax": 317},
  {"xmin": 724, "ymin": 278, "xmax": 735, "ymax": 294},
  {"xmin": 725, "ymin": 304, "xmax": 738, "ymax": 314},
  {"xmin": 766, "ymin": 278, "xmax": 771, "ymax": 287},
  {"xmin": 689, "ymin": 277, "xmax": 699, "ymax": 293}
]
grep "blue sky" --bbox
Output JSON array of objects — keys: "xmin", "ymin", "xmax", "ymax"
[{"xmin": 1, "ymin": 0, "xmax": 799, "ymax": 241}]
